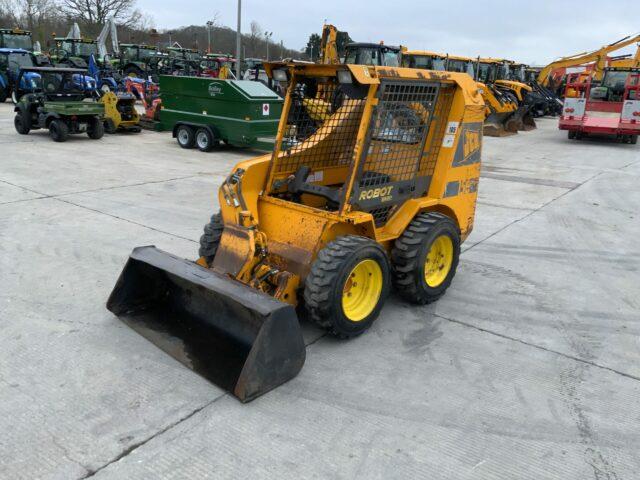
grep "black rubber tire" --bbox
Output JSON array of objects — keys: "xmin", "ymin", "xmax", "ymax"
[
  {"xmin": 176, "ymin": 124, "xmax": 195, "ymax": 149},
  {"xmin": 87, "ymin": 118, "xmax": 104, "ymax": 139},
  {"xmin": 303, "ymin": 235, "xmax": 390, "ymax": 338},
  {"xmin": 0, "ymin": 87, "xmax": 6, "ymax": 103},
  {"xmin": 195, "ymin": 127, "xmax": 214, "ymax": 152},
  {"xmin": 568, "ymin": 130, "xmax": 576, "ymax": 140},
  {"xmin": 49, "ymin": 119, "xmax": 69, "ymax": 142},
  {"xmin": 14, "ymin": 113, "xmax": 30, "ymax": 135},
  {"xmin": 391, "ymin": 212, "xmax": 460, "ymax": 305},
  {"xmin": 198, "ymin": 212, "xmax": 224, "ymax": 266},
  {"xmin": 104, "ymin": 118, "xmax": 117, "ymax": 134},
  {"xmin": 631, "ymin": 135, "xmax": 638, "ymax": 145}
]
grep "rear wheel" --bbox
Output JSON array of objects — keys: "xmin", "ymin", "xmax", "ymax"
[
  {"xmin": 304, "ymin": 235, "xmax": 390, "ymax": 338},
  {"xmin": 198, "ymin": 212, "xmax": 224, "ymax": 266},
  {"xmin": 631, "ymin": 135, "xmax": 638, "ymax": 145},
  {"xmin": 391, "ymin": 212, "xmax": 460, "ymax": 304},
  {"xmin": 87, "ymin": 118, "xmax": 104, "ymax": 139},
  {"xmin": 195, "ymin": 128, "xmax": 215, "ymax": 152},
  {"xmin": 49, "ymin": 119, "xmax": 69, "ymax": 142},
  {"xmin": 176, "ymin": 125, "xmax": 194, "ymax": 149},
  {"xmin": 568, "ymin": 130, "xmax": 576, "ymax": 140},
  {"xmin": 14, "ymin": 113, "xmax": 30, "ymax": 135}
]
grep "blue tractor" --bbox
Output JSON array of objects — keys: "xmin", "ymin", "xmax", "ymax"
[{"xmin": 0, "ymin": 48, "xmax": 42, "ymax": 102}]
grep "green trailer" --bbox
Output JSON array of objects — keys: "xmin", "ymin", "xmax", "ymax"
[{"xmin": 158, "ymin": 75, "xmax": 283, "ymax": 151}]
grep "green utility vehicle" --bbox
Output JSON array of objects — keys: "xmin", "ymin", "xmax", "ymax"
[
  {"xmin": 159, "ymin": 75, "xmax": 283, "ymax": 151},
  {"xmin": 14, "ymin": 67, "xmax": 105, "ymax": 142}
]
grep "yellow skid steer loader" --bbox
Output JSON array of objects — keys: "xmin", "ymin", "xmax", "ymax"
[{"xmin": 107, "ymin": 63, "xmax": 485, "ymax": 402}]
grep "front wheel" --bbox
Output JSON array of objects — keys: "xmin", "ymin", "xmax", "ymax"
[
  {"xmin": 391, "ymin": 212, "xmax": 461, "ymax": 304},
  {"xmin": 14, "ymin": 113, "xmax": 30, "ymax": 135},
  {"xmin": 304, "ymin": 235, "xmax": 390, "ymax": 338},
  {"xmin": 49, "ymin": 119, "xmax": 69, "ymax": 142}
]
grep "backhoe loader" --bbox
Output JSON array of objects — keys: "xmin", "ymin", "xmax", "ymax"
[
  {"xmin": 402, "ymin": 50, "xmax": 521, "ymax": 136},
  {"xmin": 107, "ymin": 63, "xmax": 485, "ymax": 402}
]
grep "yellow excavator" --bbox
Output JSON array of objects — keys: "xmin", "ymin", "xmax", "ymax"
[
  {"xmin": 537, "ymin": 34, "xmax": 640, "ymax": 92},
  {"xmin": 610, "ymin": 45, "xmax": 640, "ymax": 69}
]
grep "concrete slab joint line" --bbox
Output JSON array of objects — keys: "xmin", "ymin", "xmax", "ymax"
[
  {"xmin": 80, "ymin": 396, "xmax": 225, "ymax": 479},
  {"xmin": 434, "ymin": 313, "xmax": 640, "ymax": 383},
  {"xmin": 465, "ymin": 171, "xmax": 602, "ymax": 252}
]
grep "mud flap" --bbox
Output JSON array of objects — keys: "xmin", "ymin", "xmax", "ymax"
[{"xmin": 107, "ymin": 246, "xmax": 306, "ymax": 403}]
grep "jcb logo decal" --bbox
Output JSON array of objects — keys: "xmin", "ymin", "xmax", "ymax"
[
  {"xmin": 359, "ymin": 186, "xmax": 394, "ymax": 201},
  {"xmin": 464, "ymin": 129, "xmax": 480, "ymax": 158}
]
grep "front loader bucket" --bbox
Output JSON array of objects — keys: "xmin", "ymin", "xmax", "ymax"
[
  {"xmin": 107, "ymin": 246, "xmax": 306, "ymax": 403},
  {"xmin": 483, "ymin": 112, "xmax": 516, "ymax": 137}
]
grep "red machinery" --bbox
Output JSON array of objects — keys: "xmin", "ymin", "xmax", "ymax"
[
  {"xmin": 559, "ymin": 68, "xmax": 640, "ymax": 143},
  {"xmin": 124, "ymin": 77, "xmax": 162, "ymax": 123}
]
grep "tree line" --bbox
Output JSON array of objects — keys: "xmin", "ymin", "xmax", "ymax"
[{"xmin": 0, "ymin": 1, "xmax": 301, "ymax": 59}]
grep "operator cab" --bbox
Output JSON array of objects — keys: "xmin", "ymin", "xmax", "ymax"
[
  {"xmin": 401, "ymin": 51, "xmax": 447, "ymax": 71},
  {"xmin": 590, "ymin": 68, "xmax": 638, "ymax": 101},
  {"xmin": 343, "ymin": 42, "xmax": 401, "ymax": 67}
]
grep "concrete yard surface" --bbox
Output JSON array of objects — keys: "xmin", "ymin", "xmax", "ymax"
[{"xmin": 0, "ymin": 101, "xmax": 639, "ymax": 480}]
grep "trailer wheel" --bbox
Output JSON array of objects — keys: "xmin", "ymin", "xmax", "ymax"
[
  {"xmin": 304, "ymin": 235, "xmax": 390, "ymax": 338},
  {"xmin": 176, "ymin": 125, "xmax": 195, "ymax": 149},
  {"xmin": 198, "ymin": 212, "xmax": 224, "ymax": 266},
  {"xmin": 49, "ymin": 119, "xmax": 69, "ymax": 142},
  {"xmin": 195, "ymin": 128, "xmax": 215, "ymax": 152},
  {"xmin": 391, "ymin": 212, "xmax": 460, "ymax": 305}
]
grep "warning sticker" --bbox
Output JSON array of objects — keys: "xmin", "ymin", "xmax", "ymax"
[
  {"xmin": 446, "ymin": 121, "xmax": 459, "ymax": 135},
  {"xmin": 262, "ymin": 103, "xmax": 270, "ymax": 116},
  {"xmin": 442, "ymin": 134, "xmax": 456, "ymax": 148}
]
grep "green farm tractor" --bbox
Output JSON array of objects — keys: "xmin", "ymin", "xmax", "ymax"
[{"xmin": 14, "ymin": 67, "xmax": 105, "ymax": 142}]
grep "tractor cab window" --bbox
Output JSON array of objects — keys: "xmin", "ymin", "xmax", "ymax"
[
  {"xmin": 123, "ymin": 47, "xmax": 137, "ymax": 60},
  {"xmin": 404, "ymin": 55, "xmax": 445, "ymax": 71},
  {"xmin": 477, "ymin": 63, "xmax": 495, "ymax": 83},
  {"xmin": 345, "ymin": 47, "xmax": 377, "ymax": 66},
  {"xmin": 138, "ymin": 48, "xmax": 156, "ymax": 60},
  {"xmin": 382, "ymin": 49, "xmax": 400, "ymax": 67},
  {"xmin": 602, "ymin": 71, "xmax": 629, "ymax": 90},
  {"xmin": 8, "ymin": 52, "xmax": 34, "ymax": 71},
  {"xmin": 77, "ymin": 42, "xmax": 98, "ymax": 57},
  {"xmin": 498, "ymin": 63, "xmax": 510, "ymax": 80},
  {"xmin": 4, "ymin": 34, "xmax": 32, "ymax": 50}
]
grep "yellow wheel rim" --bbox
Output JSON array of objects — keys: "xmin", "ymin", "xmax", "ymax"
[
  {"xmin": 342, "ymin": 259, "xmax": 383, "ymax": 322},
  {"xmin": 424, "ymin": 235, "xmax": 454, "ymax": 287}
]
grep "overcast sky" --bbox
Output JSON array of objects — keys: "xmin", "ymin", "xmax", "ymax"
[{"xmin": 136, "ymin": 0, "xmax": 639, "ymax": 65}]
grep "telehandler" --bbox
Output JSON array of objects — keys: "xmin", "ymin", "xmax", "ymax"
[{"xmin": 107, "ymin": 63, "xmax": 485, "ymax": 402}]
